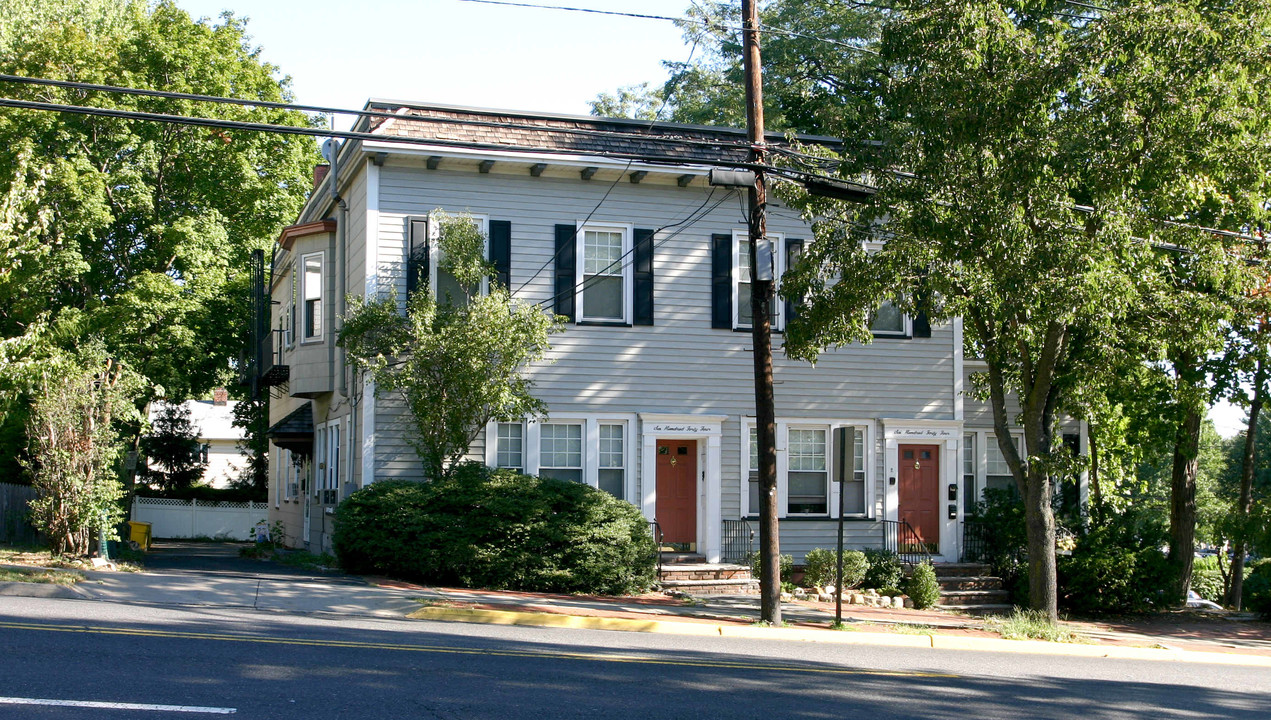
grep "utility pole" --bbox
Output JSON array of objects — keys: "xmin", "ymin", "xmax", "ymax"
[{"xmin": 742, "ymin": 0, "xmax": 780, "ymax": 625}]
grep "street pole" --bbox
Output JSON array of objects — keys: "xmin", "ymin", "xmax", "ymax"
[{"xmin": 741, "ymin": 0, "xmax": 780, "ymax": 626}]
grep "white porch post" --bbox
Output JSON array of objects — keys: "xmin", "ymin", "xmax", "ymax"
[{"xmin": 703, "ymin": 435, "xmax": 722, "ymax": 563}]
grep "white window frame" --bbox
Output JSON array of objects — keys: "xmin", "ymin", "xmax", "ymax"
[
  {"xmin": 494, "ymin": 421, "xmax": 525, "ymax": 473},
  {"xmin": 860, "ymin": 241, "xmax": 911, "ymax": 337},
  {"xmin": 485, "ymin": 414, "xmax": 637, "ymax": 501},
  {"xmin": 732, "ymin": 230, "xmax": 784, "ymax": 331},
  {"xmin": 741, "ymin": 418, "xmax": 875, "ymax": 519},
  {"xmin": 786, "ymin": 425, "xmax": 830, "ymax": 516},
  {"xmin": 300, "ymin": 251, "xmax": 324, "ymax": 343},
  {"xmin": 985, "ymin": 432, "xmax": 1024, "ymax": 496},
  {"xmin": 869, "ymin": 298, "xmax": 912, "ymax": 337},
  {"xmin": 426, "ymin": 212, "xmax": 490, "ymax": 304},
  {"xmin": 575, "ymin": 222, "xmax": 633, "ymax": 324}
]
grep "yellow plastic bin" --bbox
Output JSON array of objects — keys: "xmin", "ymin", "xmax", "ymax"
[{"xmin": 127, "ymin": 521, "xmax": 152, "ymax": 551}]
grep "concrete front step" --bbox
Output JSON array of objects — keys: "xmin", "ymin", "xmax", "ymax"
[
  {"xmin": 659, "ymin": 578, "xmax": 760, "ymax": 595},
  {"xmin": 933, "ymin": 563, "xmax": 992, "ymax": 577},
  {"xmin": 938, "ymin": 589, "xmax": 1012, "ymax": 605},
  {"xmin": 939, "ymin": 602, "xmax": 1015, "ymax": 616},
  {"xmin": 937, "ymin": 576, "xmax": 1004, "ymax": 592},
  {"xmin": 661, "ymin": 553, "xmax": 708, "ymax": 565}
]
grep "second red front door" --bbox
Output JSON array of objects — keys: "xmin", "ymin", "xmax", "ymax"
[{"xmin": 898, "ymin": 443, "xmax": 940, "ymax": 552}]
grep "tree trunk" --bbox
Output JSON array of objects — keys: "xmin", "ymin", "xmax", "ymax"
[
  {"xmin": 1169, "ymin": 402, "xmax": 1202, "ymax": 605},
  {"xmin": 1025, "ymin": 463, "xmax": 1059, "ymax": 620},
  {"xmin": 1229, "ymin": 355, "xmax": 1265, "ymax": 610}
]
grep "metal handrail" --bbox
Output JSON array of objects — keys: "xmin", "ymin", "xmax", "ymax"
[
  {"xmin": 648, "ymin": 520, "xmax": 664, "ymax": 578},
  {"xmin": 721, "ymin": 518, "xmax": 754, "ymax": 565},
  {"xmin": 883, "ymin": 518, "xmax": 934, "ymax": 567}
]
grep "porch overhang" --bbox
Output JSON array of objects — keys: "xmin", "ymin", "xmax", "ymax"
[{"xmin": 267, "ymin": 403, "xmax": 314, "ymax": 456}]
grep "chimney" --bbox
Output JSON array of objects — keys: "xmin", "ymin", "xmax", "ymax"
[
  {"xmin": 312, "ymin": 164, "xmax": 330, "ymax": 192},
  {"xmin": 212, "ymin": 388, "xmax": 228, "ymax": 406}
]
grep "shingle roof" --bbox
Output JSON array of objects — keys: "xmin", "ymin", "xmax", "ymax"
[
  {"xmin": 357, "ymin": 101, "xmax": 839, "ymax": 165},
  {"xmin": 266, "ymin": 403, "xmax": 313, "ymax": 440}
]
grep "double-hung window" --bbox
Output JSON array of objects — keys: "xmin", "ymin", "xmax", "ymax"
[
  {"xmin": 734, "ymin": 231, "xmax": 783, "ymax": 330},
  {"xmin": 495, "ymin": 422, "xmax": 524, "ymax": 473},
  {"xmin": 963, "ymin": 433, "xmax": 977, "ymax": 514},
  {"xmin": 577, "ymin": 225, "xmax": 631, "ymax": 322},
  {"xmin": 986, "ymin": 434, "xmax": 1021, "ymax": 496},
  {"xmin": 538, "ymin": 423, "xmax": 583, "ymax": 483},
  {"xmin": 301, "ymin": 252, "xmax": 323, "ymax": 341},
  {"xmin": 435, "ymin": 215, "xmax": 489, "ymax": 308},
  {"xmin": 787, "ymin": 427, "xmax": 828, "ymax": 515},
  {"xmin": 839, "ymin": 427, "xmax": 867, "ymax": 516},
  {"xmin": 747, "ymin": 427, "xmax": 760, "ymax": 515},
  {"xmin": 598, "ymin": 424, "xmax": 625, "ymax": 497},
  {"xmin": 869, "ymin": 299, "xmax": 909, "ymax": 336}
]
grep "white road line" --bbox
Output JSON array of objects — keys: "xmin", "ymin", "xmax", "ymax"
[{"xmin": 0, "ymin": 696, "xmax": 235, "ymax": 714}]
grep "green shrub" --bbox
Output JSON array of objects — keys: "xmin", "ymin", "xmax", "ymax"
[
  {"xmin": 1246, "ymin": 560, "xmax": 1271, "ymax": 617},
  {"xmin": 1191, "ymin": 565, "xmax": 1226, "ymax": 605},
  {"xmin": 801, "ymin": 548, "xmax": 868, "ymax": 589},
  {"xmin": 1057, "ymin": 511, "xmax": 1172, "ymax": 615},
  {"xmin": 748, "ymin": 551, "xmax": 794, "ymax": 583},
  {"xmin": 333, "ymin": 463, "xmax": 656, "ymax": 594},
  {"xmin": 862, "ymin": 549, "xmax": 903, "ymax": 590},
  {"xmin": 905, "ymin": 561, "xmax": 941, "ymax": 609}
]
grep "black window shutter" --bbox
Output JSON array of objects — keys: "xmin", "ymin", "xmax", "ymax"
[
  {"xmin": 784, "ymin": 238, "xmax": 804, "ymax": 326},
  {"xmin": 407, "ymin": 218, "xmax": 429, "ymax": 297},
  {"xmin": 489, "ymin": 220, "xmax": 511, "ymax": 290},
  {"xmin": 633, "ymin": 228, "xmax": 655, "ymax": 325},
  {"xmin": 554, "ymin": 224, "xmax": 576, "ymax": 321},
  {"xmin": 711, "ymin": 233, "xmax": 732, "ymax": 329},
  {"xmin": 913, "ymin": 278, "xmax": 932, "ymax": 338}
]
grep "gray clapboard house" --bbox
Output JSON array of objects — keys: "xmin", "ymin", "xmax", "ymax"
[{"xmin": 247, "ymin": 101, "xmax": 1087, "ymax": 562}]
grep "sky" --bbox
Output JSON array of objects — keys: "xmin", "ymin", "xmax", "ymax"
[
  {"xmin": 170, "ymin": 0, "xmax": 1250, "ymax": 438},
  {"xmin": 173, "ymin": 0, "xmax": 697, "ymax": 127}
]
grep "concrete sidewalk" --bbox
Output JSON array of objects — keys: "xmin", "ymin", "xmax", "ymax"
[{"xmin": 4, "ymin": 541, "xmax": 1269, "ymax": 666}]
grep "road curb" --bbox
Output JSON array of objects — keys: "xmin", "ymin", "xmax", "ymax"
[{"xmin": 408, "ymin": 606, "xmax": 1271, "ymax": 666}]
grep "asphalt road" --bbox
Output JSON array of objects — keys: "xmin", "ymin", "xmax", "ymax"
[{"xmin": 1, "ymin": 596, "xmax": 1268, "ymax": 719}]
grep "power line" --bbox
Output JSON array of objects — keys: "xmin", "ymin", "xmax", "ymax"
[
  {"xmin": 0, "ymin": 96, "xmax": 769, "ymax": 172},
  {"xmin": 0, "ymin": 73, "xmax": 764, "ymax": 153},
  {"xmin": 459, "ymin": 0, "xmax": 880, "ymax": 54}
]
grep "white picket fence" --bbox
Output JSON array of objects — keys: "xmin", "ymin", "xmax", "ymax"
[{"xmin": 131, "ymin": 496, "xmax": 268, "ymax": 541}]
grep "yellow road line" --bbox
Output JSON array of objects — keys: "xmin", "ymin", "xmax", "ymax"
[{"xmin": 0, "ymin": 620, "xmax": 953, "ymax": 679}]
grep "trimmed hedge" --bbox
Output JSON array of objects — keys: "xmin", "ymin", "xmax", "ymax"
[
  {"xmin": 1247, "ymin": 559, "xmax": 1271, "ymax": 617},
  {"xmin": 333, "ymin": 463, "xmax": 656, "ymax": 595}
]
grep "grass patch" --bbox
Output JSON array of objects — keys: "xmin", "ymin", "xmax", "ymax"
[
  {"xmin": 891, "ymin": 623, "xmax": 936, "ymax": 636},
  {"xmin": 828, "ymin": 621, "xmax": 858, "ymax": 631},
  {"xmin": 750, "ymin": 620, "xmax": 789, "ymax": 628},
  {"xmin": 0, "ymin": 545, "xmax": 139, "ymax": 572},
  {"xmin": 985, "ymin": 609, "xmax": 1088, "ymax": 643},
  {"xmin": 0, "ymin": 568, "xmax": 82, "ymax": 585}
]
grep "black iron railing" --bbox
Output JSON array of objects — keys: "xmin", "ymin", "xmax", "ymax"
[
  {"xmin": 648, "ymin": 520, "xmax": 664, "ymax": 577},
  {"xmin": 721, "ymin": 518, "xmax": 754, "ymax": 565},
  {"xmin": 960, "ymin": 517, "xmax": 990, "ymax": 563},
  {"xmin": 882, "ymin": 518, "xmax": 933, "ymax": 567}
]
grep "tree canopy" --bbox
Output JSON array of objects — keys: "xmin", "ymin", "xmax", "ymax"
[{"xmin": 0, "ymin": 0, "xmax": 317, "ymax": 480}]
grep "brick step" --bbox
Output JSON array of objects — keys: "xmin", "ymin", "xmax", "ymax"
[
  {"xmin": 937, "ymin": 576, "xmax": 1003, "ymax": 592},
  {"xmin": 937, "ymin": 589, "xmax": 1012, "ymax": 605},
  {"xmin": 659, "ymin": 578, "xmax": 760, "ymax": 595},
  {"xmin": 938, "ymin": 603, "xmax": 1015, "ymax": 617},
  {"xmin": 659, "ymin": 565, "xmax": 752, "ymax": 582},
  {"xmin": 932, "ymin": 563, "xmax": 992, "ymax": 577}
]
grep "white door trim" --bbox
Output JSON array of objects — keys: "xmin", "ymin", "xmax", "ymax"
[{"xmin": 638, "ymin": 414, "xmax": 726, "ymax": 563}]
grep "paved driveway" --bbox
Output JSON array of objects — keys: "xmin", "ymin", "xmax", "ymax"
[{"xmin": 135, "ymin": 540, "xmax": 359, "ymax": 583}]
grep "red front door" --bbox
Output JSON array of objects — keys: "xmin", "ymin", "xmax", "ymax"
[
  {"xmin": 655, "ymin": 440, "xmax": 697, "ymax": 546},
  {"xmin": 898, "ymin": 444, "xmax": 940, "ymax": 552}
]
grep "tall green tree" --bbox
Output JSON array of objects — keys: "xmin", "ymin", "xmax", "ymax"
[
  {"xmin": 776, "ymin": 0, "xmax": 1271, "ymax": 619},
  {"xmin": 0, "ymin": 0, "xmax": 317, "ymax": 478},
  {"xmin": 340, "ymin": 214, "xmax": 563, "ymax": 482}
]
